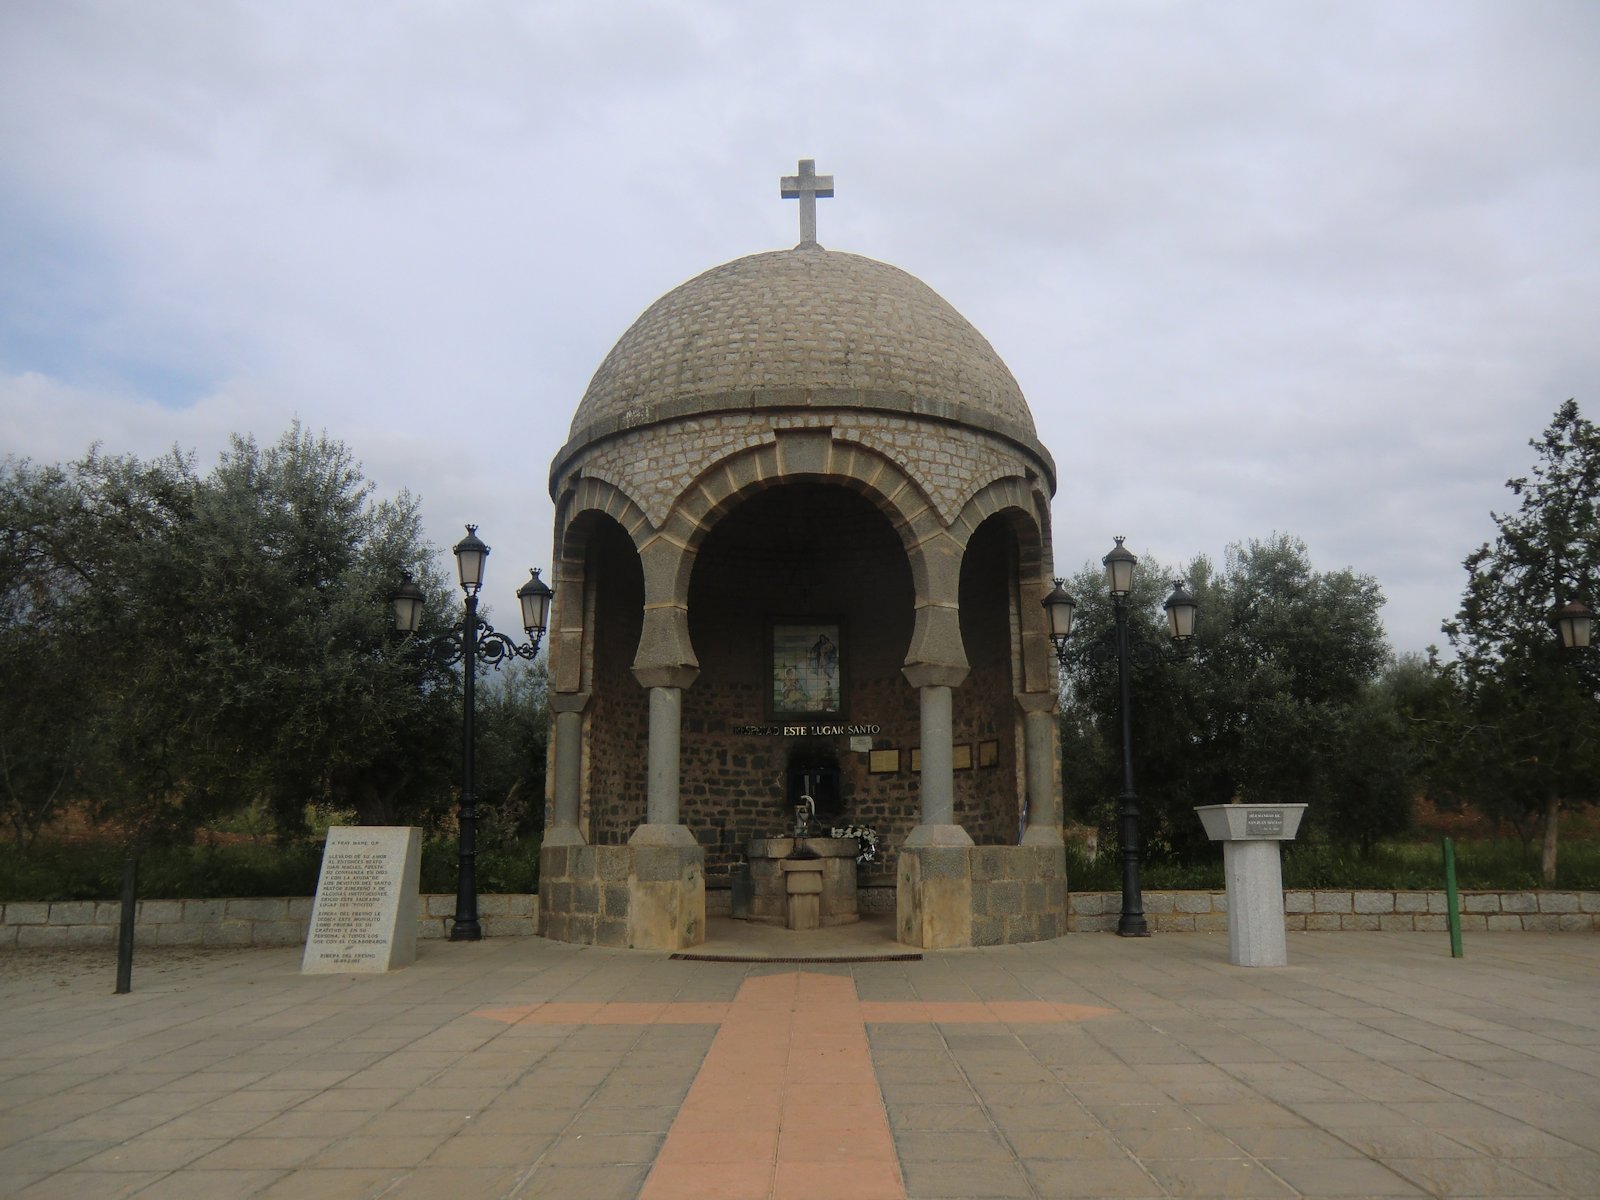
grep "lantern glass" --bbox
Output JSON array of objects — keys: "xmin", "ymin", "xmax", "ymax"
[
  {"xmin": 517, "ymin": 568, "xmax": 554, "ymax": 636},
  {"xmin": 1555, "ymin": 600, "xmax": 1594, "ymax": 649},
  {"xmin": 1042, "ymin": 580, "xmax": 1077, "ymax": 641},
  {"xmin": 453, "ymin": 525, "xmax": 489, "ymax": 594},
  {"xmin": 1164, "ymin": 581, "xmax": 1199, "ymax": 641},
  {"xmin": 391, "ymin": 573, "xmax": 425, "ymax": 634},
  {"xmin": 1103, "ymin": 538, "xmax": 1137, "ymax": 596}
]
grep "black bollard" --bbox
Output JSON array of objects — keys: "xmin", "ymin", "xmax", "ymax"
[{"xmin": 114, "ymin": 857, "xmax": 137, "ymax": 994}]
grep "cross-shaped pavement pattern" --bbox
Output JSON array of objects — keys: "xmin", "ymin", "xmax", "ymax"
[{"xmin": 477, "ymin": 970, "xmax": 1117, "ymax": 1198}]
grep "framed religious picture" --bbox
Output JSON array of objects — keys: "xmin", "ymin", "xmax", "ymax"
[
  {"xmin": 952, "ymin": 743, "xmax": 974, "ymax": 771},
  {"xmin": 867, "ymin": 749, "xmax": 900, "ymax": 775},
  {"xmin": 978, "ymin": 739, "xmax": 1000, "ymax": 768},
  {"xmin": 768, "ymin": 619, "xmax": 846, "ymax": 718},
  {"xmin": 910, "ymin": 748, "xmax": 921, "ymax": 773}
]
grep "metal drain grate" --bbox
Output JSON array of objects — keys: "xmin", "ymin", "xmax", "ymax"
[{"xmin": 669, "ymin": 952, "xmax": 923, "ymax": 963}]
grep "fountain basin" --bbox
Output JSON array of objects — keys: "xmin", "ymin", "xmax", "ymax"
[{"xmin": 747, "ymin": 837, "xmax": 860, "ymax": 927}]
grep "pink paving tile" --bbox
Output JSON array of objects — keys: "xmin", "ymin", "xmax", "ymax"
[
  {"xmin": 778, "ymin": 1123, "xmax": 900, "ymax": 1163},
  {"xmin": 640, "ymin": 1158, "xmax": 774, "ymax": 1200},
  {"xmin": 652, "ymin": 1128, "xmax": 780, "ymax": 1165}
]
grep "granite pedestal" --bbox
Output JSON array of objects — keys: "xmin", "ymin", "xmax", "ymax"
[{"xmin": 1196, "ymin": 803, "xmax": 1308, "ymax": 967}]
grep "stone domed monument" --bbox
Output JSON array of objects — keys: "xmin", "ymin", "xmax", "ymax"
[{"xmin": 539, "ymin": 161, "xmax": 1066, "ymax": 950}]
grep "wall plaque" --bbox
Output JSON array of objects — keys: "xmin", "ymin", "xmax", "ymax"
[{"xmin": 301, "ymin": 826, "xmax": 421, "ymax": 974}]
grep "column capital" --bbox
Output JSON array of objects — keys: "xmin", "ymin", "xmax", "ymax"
[
  {"xmin": 549, "ymin": 690, "xmax": 593, "ymax": 714},
  {"xmin": 632, "ymin": 664, "xmax": 700, "ymax": 690},
  {"xmin": 1014, "ymin": 691, "xmax": 1059, "ymax": 715},
  {"xmin": 902, "ymin": 662, "xmax": 968, "ymax": 690}
]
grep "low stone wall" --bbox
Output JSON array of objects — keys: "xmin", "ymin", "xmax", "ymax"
[
  {"xmin": 1067, "ymin": 890, "xmax": 1600, "ymax": 933},
  {"xmin": 0, "ymin": 895, "xmax": 541, "ymax": 949},
  {"xmin": 8, "ymin": 888, "xmax": 1594, "ymax": 948}
]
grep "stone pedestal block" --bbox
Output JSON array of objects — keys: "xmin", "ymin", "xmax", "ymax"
[
  {"xmin": 897, "ymin": 847, "xmax": 973, "ymax": 949},
  {"xmin": 538, "ymin": 838, "xmax": 704, "ymax": 951},
  {"xmin": 628, "ymin": 843, "xmax": 706, "ymax": 951},
  {"xmin": 897, "ymin": 844, "xmax": 1066, "ymax": 948},
  {"xmin": 782, "ymin": 859, "xmax": 825, "ymax": 931}
]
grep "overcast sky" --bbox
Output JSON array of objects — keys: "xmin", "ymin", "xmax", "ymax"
[{"xmin": 3, "ymin": 1, "xmax": 1596, "ymax": 657}]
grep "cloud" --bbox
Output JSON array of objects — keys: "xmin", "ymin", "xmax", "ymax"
[{"xmin": 2, "ymin": 0, "xmax": 1597, "ymax": 658}]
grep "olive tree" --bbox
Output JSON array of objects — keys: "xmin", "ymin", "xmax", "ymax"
[{"xmin": 1441, "ymin": 400, "xmax": 1599, "ymax": 883}]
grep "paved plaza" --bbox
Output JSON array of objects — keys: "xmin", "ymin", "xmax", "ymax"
[{"xmin": 0, "ymin": 925, "xmax": 1596, "ymax": 1199}]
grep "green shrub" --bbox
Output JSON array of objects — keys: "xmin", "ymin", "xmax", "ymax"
[
  {"xmin": 419, "ymin": 838, "xmax": 540, "ymax": 894},
  {"xmin": 0, "ymin": 836, "xmax": 541, "ymax": 902},
  {"xmin": 1066, "ymin": 838, "xmax": 1600, "ymax": 892},
  {"xmin": 4, "ymin": 834, "xmax": 1594, "ymax": 902}
]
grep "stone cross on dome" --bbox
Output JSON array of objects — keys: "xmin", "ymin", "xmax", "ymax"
[{"xmin": 780, "ymin": 157, "xmax": 834, "ymax": 247}]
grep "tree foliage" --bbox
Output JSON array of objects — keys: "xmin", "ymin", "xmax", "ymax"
[
  {"xmin": 0, "ymin": 425, "xmax": 481, "ymax": 847},
  {"xmin": 1438, "ymin": 400, "xmax": 1599, "ymax": 881},
  {"xmin": 473, "ymin": 659, "xmax": 551, "ymax": 848},
  {"xmin": 1059, "ymin": 533, "xmax": 1408, "ymax": 861}
]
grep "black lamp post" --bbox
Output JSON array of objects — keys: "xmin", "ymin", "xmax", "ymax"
[
  {"xmin": 1553, "ymin": 599, "xmax": 1594, "ymax": 650},
  {"xmin": 1043, "ymin": 537, "xmax": 1198, "ymax": 937},
  {"xmin": 393, "ymin": 525, "xmax": 553, "ymax": 941}
]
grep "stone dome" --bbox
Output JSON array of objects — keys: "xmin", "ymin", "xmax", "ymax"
[{"xmin": 565, "ymin": 246, "xmax": 1036, "ymax": 452}]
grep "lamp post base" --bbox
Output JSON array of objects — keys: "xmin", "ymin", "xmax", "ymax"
[
  {"xmin": 1116, "ymin": 915, "xmax": 1150, "ymax": 937},
  {"xmin": 448, "ymin": 920, "xmax": 483, "ymax": 942}
]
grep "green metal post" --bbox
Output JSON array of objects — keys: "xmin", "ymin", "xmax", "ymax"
[{"xmin": 1442, "ymin": 836, "xmax": 1463, "ymax": 959}]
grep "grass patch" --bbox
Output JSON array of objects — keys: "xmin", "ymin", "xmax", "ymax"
[{"xmin": 0, "ymin": 836, "xmax": 541, "ymax": 902}]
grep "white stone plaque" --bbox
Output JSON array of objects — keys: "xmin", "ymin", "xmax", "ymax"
[{"xmin": 301, "ymin": 826, "xmax": 421, "ymax": 974}]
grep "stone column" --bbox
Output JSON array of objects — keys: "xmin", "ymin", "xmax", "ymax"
[
  {"xmin": 544, "ymin": 691, "xmax": 590, "ymax": 847},
  {"xmin": 627, "ymin": 664, "xmax": 703, "ymax": 950},
  {"xmin": 647, "ymin": 685, "xmax": 681, "ymax": 825},
  {"xmin": 629, "ymin": 664, "xmax": 700, "ymax": 848},
  {"xmin": 902, "ymin": 663, "xmax": 973, "ymax": 847},
  {"xmin": 1017, "ymin": 694, "xmax": 1063, "ymax": 846}
]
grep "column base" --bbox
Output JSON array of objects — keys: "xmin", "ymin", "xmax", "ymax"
[
  {"xmin": 628, "ymin": 823, "xmax": 700, "ymax": 848},
  {"xmin": 542, "ymin": 825, "xmax": 586, "ymax": 847}
]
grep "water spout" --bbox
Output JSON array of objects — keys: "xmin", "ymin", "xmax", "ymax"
[{"xmin": 790, "ymin": 795, "xmax": 821, "ymax": 859}]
